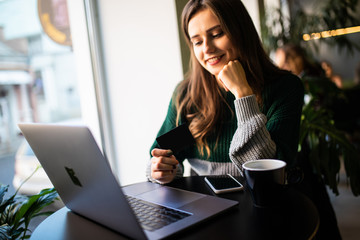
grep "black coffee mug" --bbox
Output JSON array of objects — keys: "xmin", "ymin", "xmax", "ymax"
[{"xmin": 242, "ymin": 159, "xmax": 286, "ymax": 208}]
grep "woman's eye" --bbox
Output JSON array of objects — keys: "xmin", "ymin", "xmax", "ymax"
[
  {"xmin": 213, "ymin": 32, "xmax": 224, "ymax": 38},
  {"xmin": 193, "ymin": 41, "xmax": 202, "ymax": 46}
]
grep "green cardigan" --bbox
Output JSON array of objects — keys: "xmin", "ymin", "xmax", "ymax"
[{"xmin": 148, "ymin": 73, "xmax": 304, "ymax": 178}]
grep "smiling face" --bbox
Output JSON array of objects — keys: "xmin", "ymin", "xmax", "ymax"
[{"xmin": 188, "ymin": 8, "xmax": 238, "ymax": 79}]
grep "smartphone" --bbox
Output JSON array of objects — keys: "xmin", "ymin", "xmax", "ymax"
[
  {"xmin": 156, "ymin": 123, "xmax": 195, "ymax": 154},
  {"xmin": 205, "ymin": 174, "xmax": 244, "ymax": 194}
]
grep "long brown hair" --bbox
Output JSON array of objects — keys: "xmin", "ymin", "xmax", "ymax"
[{"xmin": 178, "ymin": 0, "xmax": 285, "ymax": 156}]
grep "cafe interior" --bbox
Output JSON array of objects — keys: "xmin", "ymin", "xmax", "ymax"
[{"xmin": 0, "ymin": 0, "xmax": 360, "ymax": 239}]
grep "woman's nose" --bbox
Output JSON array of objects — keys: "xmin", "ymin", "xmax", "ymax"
[{"xmin": 203, "ymin": 39, "xmax": 215, "ymax": 53}]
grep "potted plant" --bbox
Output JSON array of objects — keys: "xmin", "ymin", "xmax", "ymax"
[
  {"xmin": 299, "ymin": 81, "xmax": 360, "ymax": 195},
  {"xmin": 0, "ymin": 166, "xmax": 58, "ymax": 240}
]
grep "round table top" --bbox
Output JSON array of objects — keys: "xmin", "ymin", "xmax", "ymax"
[{"xmin": 31, "ymin": 176, "xmax": 319, "ymax": 240}]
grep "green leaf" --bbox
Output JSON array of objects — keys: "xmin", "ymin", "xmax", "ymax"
[
  {"xmin": 1, "ymin": 202, "xmax": 21, "ymax": 226},
  {"xmin": 0, "ymin": 185, "xmax": 16, "ymax": 214},
  {"xmin": 0, "ymin": 224, "xmax": 11, "ymax": 239},
  {"xmin": 297, "ymin": 72, "xmax": 360, "ymax": 196},
  {"xmin": 1, "ymin": 168, "xmax": 58, "ymax": 240},
  {"xmin": 13, "ymin": 188, "xmax": 58, "ymax": 228}
]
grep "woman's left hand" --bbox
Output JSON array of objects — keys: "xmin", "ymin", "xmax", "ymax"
[{"xmin": 218, "ymin": 60, "xmax": 253, "ymax": 99}]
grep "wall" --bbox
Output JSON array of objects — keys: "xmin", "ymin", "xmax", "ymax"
[{"xmin": 96, "ymin": 0, "xmax": 183, "ymax": 185}]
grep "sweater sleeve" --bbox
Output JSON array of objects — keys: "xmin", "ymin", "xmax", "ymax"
[
  {"xmin": 229, "ymin": 95, "xmax": 276, "ymax": 171},
  {"xmin": 229, "ymin": 74, "xmax": 305, "ymax": 171}
]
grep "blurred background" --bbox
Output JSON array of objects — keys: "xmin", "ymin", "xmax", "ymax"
[{"xmin": 0, "ymin": 0, "xmax": 359, "ymax": 238}]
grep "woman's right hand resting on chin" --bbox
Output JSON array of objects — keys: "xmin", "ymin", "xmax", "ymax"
[{"xmin": 151, "ymin": 148, "xmax": 179, "ymax": 184}]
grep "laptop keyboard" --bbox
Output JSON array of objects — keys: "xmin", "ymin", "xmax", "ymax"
[{"xmin": 126, "ymin": 195, "xmax": 192, "ymax": 232}]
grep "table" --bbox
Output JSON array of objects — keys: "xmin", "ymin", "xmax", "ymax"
[{"xmin": 30, "ymin": 176, "xmax": 319, "ymax": 240}]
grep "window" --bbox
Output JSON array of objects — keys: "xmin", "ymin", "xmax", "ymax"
[{"xmin": 0, "ymin": 0, "xmax": 97, "ymax": 195}]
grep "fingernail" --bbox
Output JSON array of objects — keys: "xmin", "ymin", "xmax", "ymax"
[{"xmin": 167, "ymin": 150, "xmax": 173, "ymax": 156}]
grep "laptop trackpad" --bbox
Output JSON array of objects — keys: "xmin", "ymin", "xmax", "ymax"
[{"xmin": 137, "ymin": 187, "xmax": 205, "ymax": 209}]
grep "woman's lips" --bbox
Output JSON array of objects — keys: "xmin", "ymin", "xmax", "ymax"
[{"xmin": 206, "ymin": 55, "xmax": 223, "ymax": 66}]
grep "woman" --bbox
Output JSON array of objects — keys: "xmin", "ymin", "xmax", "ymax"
[
  {"xmin": 147, "ymin": 1, "xmax": 341, "ymax": 238},
  {"xmin": 147, "ymin": 0, "xmax": 304, "ymax": 185}
]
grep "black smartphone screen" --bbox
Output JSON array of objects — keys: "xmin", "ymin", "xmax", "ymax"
[{"xmin": 156, "ymin": 123, "xmax": 195, "ymax": 153}]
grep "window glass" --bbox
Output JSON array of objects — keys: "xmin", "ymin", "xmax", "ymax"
[{"xmin": 0, "ymin": 0, "xmax": 82, "ymax": 195}]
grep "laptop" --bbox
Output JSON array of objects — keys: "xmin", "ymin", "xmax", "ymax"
[{"xmin": 18, "ymin": 123, "xmax": 238, "ymax": 240}]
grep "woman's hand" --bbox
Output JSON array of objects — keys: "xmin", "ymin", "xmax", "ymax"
[
  {"xmin": 218, "ymin": 60, "xmax": 253, "ymax": 99},
  {"xmin": 151, "ymin": 148, "xmax": 179, "ymax": 184}
]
